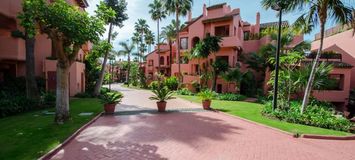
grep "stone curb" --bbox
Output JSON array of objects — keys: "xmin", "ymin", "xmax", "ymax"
[
  {"xmin": 301, "ymin": 134, "xmax": 355, "ymax": 140},
  {"xmin": 39, "ymin": 112, "xmax": 103, "ymax": 160}
]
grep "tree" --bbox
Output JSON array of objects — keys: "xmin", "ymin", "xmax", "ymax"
[
  {"xmin": 163, "ymin": 0, "xmax": 193, "ymax": 78},
  {"xmin": 144, "ymin": 30, "xmax": 155, "ymax": 53},
  {"xmin": 85, "ymin": 40, "xmax": 113, "ymax": 92},
  {"xmin": 262, "ymin": 0, "xmax": 354, "ymax": 113},
  {"xmin": 134, "ymin": 19, "xmax": 150, "ymax": 62},
  {"xmin": 149, "ymin": 0, "xmax": 167, "ymax": 72},
  {"xmin": 33, "ymin": 0, "xmax": 114, "ymax": 123},
  {"xmin": 161, "ymin": 20, "xmax": 185, "ymax": 71},
  {"xmin": 94, "ymin": 0, "xmax": 128, "ymax": 96},
  {"xmin": 222, "ymin": 68, "xmax": 243, "ymax": 93},
  {"xmin": 211, "ymin": 59, "xmax": 229, "ymax": 91},
  {"xmin": 17, "ymin": 0, "xmax": 44, "ymax": 100},
  {"xmin": 116, "ymin": 41, "xmax": 137, "ymax": 86}
]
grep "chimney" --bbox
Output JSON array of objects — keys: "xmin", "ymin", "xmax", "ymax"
[
  {"xmin": 203, "ymin": 4, "xmax": 207, "ymax": 16},
  {"xmin": 256, "ymin": 12, "xmax": 260, "ymax": 26},
  {"xmin": 188, "ymin": 11, "xmax": 192, "ymax": 22}
]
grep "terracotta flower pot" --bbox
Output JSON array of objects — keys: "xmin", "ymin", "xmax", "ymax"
[
  {"xmin": 104, "ymin": 103, "xmax": 116, "ymax": 114},
  {"xmin": 202, "ymin": 100, "xmax": 211, "ymax": 110},
  {"xmin": 157, "ymin": 101, "xmax": 167, "ymax": 112}
]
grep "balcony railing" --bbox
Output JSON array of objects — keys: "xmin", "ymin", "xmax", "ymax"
[{"xmin": 0, "ymin": 37, "xmax": 25, "ymax": 61}]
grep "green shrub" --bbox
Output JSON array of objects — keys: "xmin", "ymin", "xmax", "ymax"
[
  {"xmin": 165, "ymin": 76, "xmax": 179, "ymax": 91},
  {"xmin": 176, "ymin": 88, "xmax": 194, "ymax": 96},
  {"xmin": 41, "ymin": 92, "xmax": 56, "ymax": 105},
  {"xmin": 262, "ymin": 101, "xmax": 353, "ymax": 132},
  {"xmin": 198, "ymin": 89, "xmax": 217, "ymax": 101},
  {"xmin": 100, "ymin": 91, "xmax": 123, "ymax": 104},
  {"xmin": 100, "ymin": 87, "xmax": 110, "ymax": 95},
  {"xmin": 149, "ymin": 81, "xmax": 159, "ymax": 90},
  {"xmin": 75, "ymin": 92, "xmax": 94, "ymax": 98},
  {"xmin": 217, "ymin": 93, "xmax": 247, "ymax": 101}
]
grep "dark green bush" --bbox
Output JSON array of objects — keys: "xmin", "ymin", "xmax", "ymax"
[
  {"xmin": 176, "ymin": 88, "xmax": 194, "ymax": 96},
  {"xmin": 262, "ymin": 101, "xmax": 353, "ymax": 132},
  {"xmin": 41, "ymin": 92, "xmax": 56, "ymax": 105},
  {"xmin": 75, "ymin": 92, "xmax": 95, "ymax": 98},
  {"xmin": 165, "ymin": 76, "xmax": 179, "ymax": 91},
  {"xmin": 217, "ymin": 93, "xmax": 247, "ymax": 101}
]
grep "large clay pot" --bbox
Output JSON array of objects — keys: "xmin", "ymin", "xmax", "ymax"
[
  {"xmin": 157, "ymin": 101, "xmax": 167, "ymax": 112},
  {"xmin": 202, "ymin": 100, "xmax": 211, "ymax": 110},
  {"xmin": 104, "ymin": 103, "xmax": 116, "ymax": 114}
]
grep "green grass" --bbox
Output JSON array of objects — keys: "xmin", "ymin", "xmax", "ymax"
[
  {"xmin": 179, "ymin": 95, "xmax": 352, "ymax": 136},
  {"xmin": 0, "ymin": 98, "xmax": 103, "ymax": 160}
]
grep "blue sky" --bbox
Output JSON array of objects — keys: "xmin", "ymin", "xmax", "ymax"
[{"xmin": 85, "ymin": 0, "xmax": 334, "ymax": 51}]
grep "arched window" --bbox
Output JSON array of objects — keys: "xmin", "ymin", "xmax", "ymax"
[{"xmin": 191, "ymin": 37, "xmax": 200, "ymax": 48}]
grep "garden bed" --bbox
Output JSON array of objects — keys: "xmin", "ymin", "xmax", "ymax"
[{"xmin": 178, "ymin": 95, "xmax": 352, "ymax": 136}]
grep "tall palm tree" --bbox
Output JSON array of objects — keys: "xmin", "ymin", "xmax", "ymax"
[
  {"xmin": 149, "ymin": 0, "xmax": 167, "ymax": 72},
  {"xmin": 262, "ymin": 0, "xmax": 354, "ymax": 113},
  {"xmin": 163, "ymin": 0, "xmax": 193, "ymax": 78},
  {"xmin": 144, "ymin": 30, "xmax": 155, "ymax": 53},
  {"xmin": 94, "ymin": 0, "xmax": 128, "ymax": 96},
  {"xmin": 117, "ymin": 41, "xmax": 136, "ymax": 86},
  {"xmin": 161, "ymin": 20, "xmax": 185, "ymax": 71},
  {"xmin": 134, "ymin": 19, "xmax": 150, "ymax": 62}
]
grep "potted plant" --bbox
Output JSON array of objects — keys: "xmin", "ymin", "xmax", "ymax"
[
  {"xmin": 198, "ymin": 89, "xmax": 215, "ymax": 110},
  {"xmin": 149, "ymin": 86, "xmax": 175, "ymax": 112},
  {"xmin": 101, "ymin": 92, "xmax": 123, "ymax": 114}
]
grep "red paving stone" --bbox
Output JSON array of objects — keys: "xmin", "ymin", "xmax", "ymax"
[{"xmin": 50, "ymin": 85, "xmax": 355, "ymax": 160}]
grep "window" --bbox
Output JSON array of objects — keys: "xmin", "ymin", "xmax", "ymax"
[
  {"xmin": 244, "ymin": 31, "xmax": 250, "ymax": 40},
  {"xmin": 215, "ymin": 25, "xmax": 230, "ymax": 37},
  {"xmin": 160, "ymin": 56, "xmax": 164, "ymax": 65},
  {"xmin": 216, "ymin": 56, "xmax": 229, "ymax": 64},
  {"xmin": 148, "ymin": 60, "xmax": 153, "ymax": 66},
  {"xmin": 180, "ymin": 37, "xmax": 188, "ymax": 50}
]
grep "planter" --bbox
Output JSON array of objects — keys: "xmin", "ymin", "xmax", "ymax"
[
  {"xmin": 202, "ymin": 100, "xmax": 211, "ymax": 110},
  {"xmin": 157, "ymin": 101, "xmax": 167, "ymax": 112},
  {"xmin": 104, "ymin": 103, "xmax": 117, "ymax": 114}
]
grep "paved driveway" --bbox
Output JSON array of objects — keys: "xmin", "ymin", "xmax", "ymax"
[{"xmin": 50, "ymin": 84, "xmax": 355, "ymax": 160}]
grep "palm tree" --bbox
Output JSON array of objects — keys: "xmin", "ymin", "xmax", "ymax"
[
  {"xmin": 211, "ymin": 59, "xmax": 229, "ymax": 92},
  {"xmin": 163, "ymin": 0, "xmax": 193, "ymax": 78},
  {"xmin": 134, "ymin": 19, "xmax": 150, "ymax": 62},
  {"xmin": 161, "ymin": 20, "xmax": 185, "ymax": 71},
  {"xmin": 117, "ymin": 41, "xmax": 136, "ymax": 86},
  {"xmin": 149, "ymin": 0, "xmax": 166, "ymax": 72},
  {"xmin": 144, "ymin": 30, "xmax": 155, "ymax": 53},
  {"xmin": 262, "ymin": 0, "xmax": 354, "ymax": 113},
  {"xmin": 94, "ymin": 0, "xmax": 128, "ymax": 96}
]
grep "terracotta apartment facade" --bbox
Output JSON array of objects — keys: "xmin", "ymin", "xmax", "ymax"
[
  {"xmin": 0, "ymin": 0, "xmax": 90, "ymax": 96},
  {"xmin": 145, "ymin": 3, "xmax": 303, "ymax": 93},
  {"xmin": 145, "ymin": 3, "xmax": 354, "ymax": 108}
]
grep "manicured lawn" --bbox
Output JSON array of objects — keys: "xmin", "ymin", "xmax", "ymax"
[
  {"xmin": 0, "ymin": 98, "xmax": 103, "ymax": 160},
  {"xmin": 179, "ymin": 95, "xmax": 352, "ymax": 136}
]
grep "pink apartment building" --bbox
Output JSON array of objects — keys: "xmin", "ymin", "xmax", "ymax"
[
  {"xmin": 310, "ymin": 25, "xmax": 355, "ymax": 108},
  {"xmin": 0, "ymin": 0, "xmax": 90, "ymax": 96},
  {"xmin": 146, "ymin": 3, "xmax": 303, "ymax": 93}
]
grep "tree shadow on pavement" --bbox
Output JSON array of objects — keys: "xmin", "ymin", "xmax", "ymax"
[{"xmin": 51, "ymin": 140, "xmax": 167, "ymax": 160}]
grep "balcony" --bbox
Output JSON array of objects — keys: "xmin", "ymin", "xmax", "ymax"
[
  {"xmin": 183, "ymin": 75, "xmax": 200, "ymax": 84},
  {"xmin": 0, "ymin": 37, "xmax": 25, "ymax": 61},
  {"xmin": 171, "ymin": 63, "xmax": 191, "ymax": 75},
  {"xmin": 220, "ymin": 36, "xmax": 242, "ymax": 48},
  {"xmin": 312, "ymin": 90, "xmax": 349, "ymax": 103}
]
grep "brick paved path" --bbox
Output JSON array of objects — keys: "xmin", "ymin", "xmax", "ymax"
[{"xmin": 50, "ymin": 84, "xmax": 355, "ymax": 160}]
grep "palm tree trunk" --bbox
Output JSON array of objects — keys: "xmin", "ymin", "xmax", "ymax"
[
  {"xmin": 301, "ymin": 23, "xmax": 325, "ymax": 114},
  {"xmin": 25, "ymin": 35, "xmax": 39, "ymax": 100},
  {"xmin": 55, "ymin": 60, "xmax": 70, "ymax": 124},
  {"xmin": 94, "ymin": 23, "xmax": 113, "ymax": 96},
  {"xmin": 176, "ymin": 9, "xmax": 181, "ymax": 80},
  {"xmin": 157, "ymin": 20, "xmax": 161, "ymax": 73},
  {"xmin": 169, "ymin": 41, "xmax": 173, "ymax": 76},
  {"xmin": 127, "ymin": 54, "xmax": 131, "ymax": 86},
  {"xmin": 212, "ymin": 71, "xmax": 217, "ymax": 91}
]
